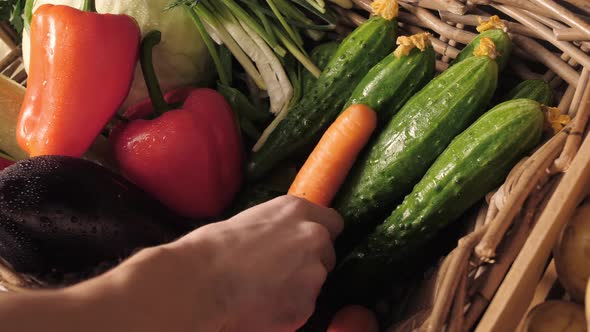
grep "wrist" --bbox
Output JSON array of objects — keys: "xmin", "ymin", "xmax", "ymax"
[
  {"xmin": 159, "ymin": 236, "xmax": 230, "ymax": 332},
  {"xmin": 166, "ymin": 228, "xmax": 230, "ymax": 325},
  {"xmin": 167, "ymin": 225, "xmax": 235, "ymax": 329},
  {"xmin": 68, "ymin": 236, "xmax": 227, "ymax": 332}
]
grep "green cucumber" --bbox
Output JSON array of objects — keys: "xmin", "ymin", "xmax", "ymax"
[
  {"xmin": 247, "ymin": 16, "xmax": 398, "ymax": 180},
  {"xmin": 453, "ymin": 29, "xmax": 512, "ymax": 70},
  {"xmin": 504, "ymin": 79, "xmax": 554, "ymax": 106},
  {"xmin": 230, "ymin": 186, "xmax": 285, "ymax": 215},
  {"xmin": 344, "ymin": 44, "xmax": 436, "ymax": 124},
  {"xmin": 302, "ymin": 42, "xmax": 340, "ymax": 93},
  {"xmin": 332, "ymin": 99, "xmax": 544, "ymax": 298},
  {"xmin": 333, "ymin": 54, "xmax": 498, "ymax": 254},
  {"xmin": 229, "ymin": 165, "xmax": 297, "ymax": 215}
]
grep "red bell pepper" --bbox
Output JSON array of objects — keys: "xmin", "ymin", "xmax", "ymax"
[
  {"xmin": 111, "ymin": 31, "xmax": 243, "ymax": 219},
  {"xmin": 0, "ymin": 157, "xmax": 14, "ymax": 171},
  {"xmin": 17, "ymin": 0, "xmax": 140, "ymax": 158}
]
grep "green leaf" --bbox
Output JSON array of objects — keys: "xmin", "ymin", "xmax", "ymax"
[
  {"xmin": 217, "ymin": 82, "xmax": 269, "ymax": 124},
  {"xmin": 10, "ymin": 0, "xmax": 25, "ymax": 34},
  {"xmin": 219, "ymin": 44, "xmax": 233, "ymax": 86},
  {"xmin": 1, "ymin": 0, "xmax": 26, "ymax": 37}
]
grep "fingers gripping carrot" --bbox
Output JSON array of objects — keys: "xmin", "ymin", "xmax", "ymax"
[{"xmin": 288, "ymin": 104, "xmax": 377, "ymax": 207}]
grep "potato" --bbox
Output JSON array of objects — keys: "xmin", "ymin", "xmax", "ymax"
[
  {"xmin": 520, "ymin": 300, "xmax": 586, "ymax": 332},
  {"xmin": 0, "ymin": 75, "xmax": 29, "ymax": 160},
  {"xmin": 554, "ymin": 202, "xmax": 590, "ymax": 302}
]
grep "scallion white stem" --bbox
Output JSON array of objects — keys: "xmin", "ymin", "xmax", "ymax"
[
  {"xmin": 214, "ymin": 1, "xmax": 292, "ymax": 114},
  {"xmin": 252, "ymin": 102, "xmax": 293, "ymax": 152},
  {"xmin": 184, "ymin": 5, "xmax": 231, "ymax": 86},
  {"xmin": 220, "ymin": 0, "xmax": 287, "ymax": 57},
  {"xmin": 241, "ymin": 20, "xmax": 293, "ymax": 114},
  {"xmin": 194, "ymin": 2, "xmax": 267, "ymax": 89}
]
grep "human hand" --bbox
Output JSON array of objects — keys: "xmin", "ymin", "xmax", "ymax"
[
  {"xmin": 56, "ymin": 195, "xmax": 342, "ymax": 332},
  {"xmin": 175, "ymin": 195, "xmax": 343, "ymax": 332}
]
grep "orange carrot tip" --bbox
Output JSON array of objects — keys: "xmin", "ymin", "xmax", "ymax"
[
  {"xmin": 288, "ymin": 104, "xmax": 377, "ymax": 207},
  {"xmin": 327, "ymin": 305, "xmax": 380, "ymax": 332}
]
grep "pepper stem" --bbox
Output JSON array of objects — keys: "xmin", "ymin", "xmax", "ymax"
[
  {"xmin": 81, "ymin": 0, "xmax": 96, "ymax": 12},
  {"xmin": 140, "ymin": 31, "xmax": 173, "ymax": 117}
]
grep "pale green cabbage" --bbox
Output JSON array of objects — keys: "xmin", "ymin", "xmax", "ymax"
[{"xmin": 22, "ymin": 0, "xmax": 212, "ymax": 108}]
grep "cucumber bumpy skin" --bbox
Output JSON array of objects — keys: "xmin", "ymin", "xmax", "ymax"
[
  {"xmin": 344, "ymin": 44, "xmax": 436, "ymax": 125},
  {"xmin": 504, "ymin": 79, "xmax": 554, "ymax": 106},
  {"xmin": 453, "ymin": 29, "xmax": 512, "ymax": 71},
  {"xmin": 334, "ymin": 55, "xmax": 499, "ymax": 254},
  {"xmin": 332, "ymin": 98, "xmax": 545, "ymax": 300},
  {"xmin": 247, "ymin": 16, "xmax": 398, "ymax": 181},
  {"xmin": 302, "ymin": 42, "xmax": 340, "ymax": 94}
]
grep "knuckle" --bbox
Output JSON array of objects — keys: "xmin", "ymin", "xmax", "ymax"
[
  {"xmin": 281, "ymin": 195, "xmax": 309, "ymax": 216},
  {"xmin": 301, "ymin": 222, "xmax": 330, "ymax": 243},
  {"xmin": 283, "ymin": 194, "xmax": 306, "ymax": 206},
  {"xmin": 325, "ymin": 248, "xmax": 337, "ymax": 271},
  {"xmin": 276, "ymin": 307, "xmax": 300, "ymax": 328},
  {"xmin": 278, "ymin": 302, "xmax": 312, "ymax": 329},
  {"xmin": 302, "ymin": 303, "xmax": 316, "ymax": 323},
  {"xmin": 295, "ymin": 301, "xmax": 316, "ymax": 326},
  {"xmin": 332, "ymin": 212, "xmax": 345, "ymax": 233},
  {"xmin": 316, "ymin": 227, "xmax": 332, "ymax": 246},
  {"xmin": 312, "ymin": 265, "xmax": 328, "ymax": 284}
]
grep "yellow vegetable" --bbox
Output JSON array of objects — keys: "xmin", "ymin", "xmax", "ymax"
[
  {"xmin": 0, "ymin": 74, "xmax": 28, "ymax": 160},
  {"xmin": 586, "ymin": 281, "xmax": 590, "ymax": 330},
  {"xmin": 554, "ymin": 202, "xmax": 590, "ymax": 302},
  {"xmin": 520, "ymin": 301, "xmax": 586, "ymax": 332}
]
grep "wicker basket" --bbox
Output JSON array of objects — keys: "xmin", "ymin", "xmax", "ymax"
[{"xmin": 2, "ymin": 1, "xmax": 590, "ymax": 331}]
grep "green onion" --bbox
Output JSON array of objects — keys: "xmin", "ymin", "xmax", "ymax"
[
  {"xmin": 184, "ymin": 5, "xmax": 231, "ymax": 86},
  {"xmin": 212, "ymin": 0, "xmax": 293, "ymax": 114},
  {"xmin": 274, "ymin": 27, "xmax": 321, "ymax": 78},
  {"xmin": 266, "ymin": 0, "xmax": 304, "ymax": 49},
  {"xmin": 190, "ymin": 2, "xmax": 267, "ymax": 89},
  {"xmin": 220, "ymin": 0, "xmax": 287, "ymax": 57},
  {"xmin": 169, "ymin": 0, "xmax": 334, "ymax": 116}
]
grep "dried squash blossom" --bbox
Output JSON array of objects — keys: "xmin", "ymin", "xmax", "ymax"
[
  {"xmin": 545, "ymin": 107, "xmax": 571, "ymax": 134},
  {"xmin": 477, "ymin": 15, "xmax": 508, "ymax": 33},
  {"xmin": 473, "ymin": 37, "xmax": 498, "ymax": 59},
  {"xmin": 394, "ymin": 32, "xmax": 432, "ymax": 58},
  {"xmin": 371, "ymin": 0, "xmax": 399, "ymax": 20}
]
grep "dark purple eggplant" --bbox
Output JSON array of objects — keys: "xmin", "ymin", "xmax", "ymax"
[{"xmin": 0, "ymin": 156, "xmax": 194, "ymax": 287}]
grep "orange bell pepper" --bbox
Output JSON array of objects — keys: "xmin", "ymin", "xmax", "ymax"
[{"xmin": 17, "ymin": 1, "xmax": 140, "ymax": 157}]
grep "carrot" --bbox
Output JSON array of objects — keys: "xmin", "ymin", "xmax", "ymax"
[
  {"xmin": 327, "ymin": 305, "xmax": 380, "ymax": 332},
  {"xmin": 288, "ymin": 104, "xmax": 377, "ymax": 207}
]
